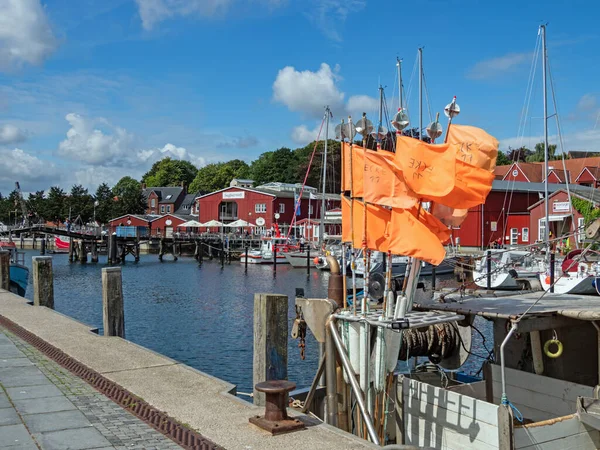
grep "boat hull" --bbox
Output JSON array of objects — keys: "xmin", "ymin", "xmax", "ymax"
[
  {"xmin": 284, "ymin": 252, "xmax": 317, "ymax": 268},
  {"xmin": 473, "ymin": 270, "xmax": 540, "ymax": 290},
  {"xmin": 540, "ymin": 274, "xmax": 599, "ymax": 295},
  {"xmin": 9, "ymin": 264, "xmax": 29, "ymax": 297}
]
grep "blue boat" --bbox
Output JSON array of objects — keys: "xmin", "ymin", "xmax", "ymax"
[{"xmin": 0, "ymin": 242, "xmax": 29, "ymax": 297}]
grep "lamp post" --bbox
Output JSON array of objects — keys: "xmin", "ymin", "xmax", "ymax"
[{"xmin": 94, "ymin": 200, "xmax": 99, "ymax": 234}]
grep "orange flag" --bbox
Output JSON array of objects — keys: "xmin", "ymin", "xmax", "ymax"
[
  {"xmin": 342, "ymin": 197, "xmax": 390, "ymax": 251},
  {"xmin": 388, "ymin": 208, "xmax": 446, "ymax": 265},
  {"xmin": 363, "ymin": 149, "xmax": 418, "ymax": 209},
  {"xmin": 410, "ymin": 206, "xmax": 451, "ymax": 243},
  {"xmin": 394, "ymin": 136, "xmax": 456, "ymax": 198},
  {"xmin": 447, "ymin": 124, "xmax": 499, "ymax": 172},
  {"xmin": 342, "ymin": 142, "xmax": 364, "ymax": 197},
  {"xmin": 430, "ymin": 204, "xmax": 469, "ymax": 228}
]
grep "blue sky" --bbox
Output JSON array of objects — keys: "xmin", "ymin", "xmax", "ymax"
[{"xmin": 0, "ymin": 0, "xmax": 597, "ymax": 194}]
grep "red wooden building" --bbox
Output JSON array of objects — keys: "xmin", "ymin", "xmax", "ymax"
[
  {"xmin": 196, "ymin": 186, "xmax": 340, "ymax": 236},
  {"xmin": 528, "ymin": 190, "xmax": 587, "ymax": 244}
]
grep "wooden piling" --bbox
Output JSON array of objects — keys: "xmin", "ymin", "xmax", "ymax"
[
  {"xmin": 79, "ymin": 240, "xmax": 87, "ymax": 263},
  {"xmin": 40, "ymin": 237, "xmax": 46, "ymax": 256},
  {"xmin": 135, "ymin": 237, "xmax": 140, "ymax": 262},
  {"xmin": 109, "ymin": 233, "xmax": 118, "ymax": 264},
  {"xmin": 199, "ymin": 240, "xmax": 204, "ymax": 263},
  {"xmin": 91, "ymin": 241, "xmax": 99, "ymax": 263},
  {"xmin": 158, "ymin": 238, "xmax": 164, "ymax": 261},
  {"xmin": 253, "ymin": 293, "xmax": 288, "ymax": 406},
  {"xmin": 68, "ymin": 237, "xmax": 74, "ymax": 262},
  {"xmin": 220, "ymin": 241, "xmax": 224, "ymax": 267},
  {"xmin": 32, "ymin": 256, "xmax": 54, "ymax": 309},
  {"xmin": 102, "ymin": 267, "xmax": 125, "ymax": 338},
  {"xmin": 307, "ymin": 247, "xmax": 310, "ymax": 275},
  {"xmin": 32, "ymin": 236, "xmax": 37, "ymax": 249},
  {"xmin": 20, "ymin": 234, "xmax": 24, "ymax": 249},
  {"xmin": 273, "ymin": 245, "xmax": 277, "ymax": 274},
  {"xmin": 0, "ymin": 251, "xmax": 10, "ymax": 291},
  {"xmin": 245, "ymin": 245, "xmax": 248, "ymax": 272}
]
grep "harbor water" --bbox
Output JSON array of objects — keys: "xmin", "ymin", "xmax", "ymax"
[{"xmin": 19, "ymin": 250, "xmax": 492, "ymax": 396}]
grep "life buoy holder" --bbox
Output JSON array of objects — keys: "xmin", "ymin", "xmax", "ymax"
[{"xmin": 544, "ymin": 339, "xmax": 563, "ymax": 358}]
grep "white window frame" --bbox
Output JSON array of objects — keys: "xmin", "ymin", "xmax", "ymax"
[
  {"xmin": 578, "ymin": 217, "xmax": 586, "ymax": 243},
  {"xmin": 151, "ymin": 198, "xmax": 156, "ymax": 207},
  {"xmin": 522, "ymin": 227, "xmax": 529, "ymax": 242},
  {"xmin": 538, "ymin": 218, "xmax": 546, "ymax": 242},
  {"xmin": 160, "ymin": 205, "xmax": 165, "ymax": 213},
  {"xmin": 255, "ymin": 203, "xmax": 266, "ymax": 213},
  {"xmin": 510, "ymin": 228, "xmax": 518, "ymax": 246},
  {"xmin": 279, "ymin": 203, "xmax": 285, "ymax": 213}
]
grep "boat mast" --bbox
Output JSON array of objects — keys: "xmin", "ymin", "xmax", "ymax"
[
  {"xmin": 319, "ymin": 106, "xmax": 331, "ymax": 248},
  {"xmin": 397, "ymin": 57, "xmax": 403, "ymax": 110},
  {"xmin": 418, "ymin": 47, "xmax": 423, "ymax": 141},
  {"xmin": 541, "ymin": 25, "xmax": 550, "ymax": 258}
]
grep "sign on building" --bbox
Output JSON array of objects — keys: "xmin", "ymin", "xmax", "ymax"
[
  {"xmin": 553, "ymin": 201, "xmax": 570, "ymax": 212},
  {"xmin": 223, "ymin": 191, "xmax": 245, "ymax": 200}
]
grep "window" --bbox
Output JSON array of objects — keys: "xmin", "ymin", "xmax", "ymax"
[
  {"xmin": 151, "ymin": 198, "xmax": 156, "ymax": 207},
  {"xmin": 167, "ymin": 205, "xmax": 171, "ymax": 213},
  {"xmin": 510, "ymin": 228, "xmax": 518, "ymax": 246},
  {"xmin": 160, "ymin": 205, "xmax": 165, "ymax": 213},
  {"xmin": 578, "ymin": 217, "xmax": 586, "ymax": 243},
  {"xmin": 279, "ymin": 203, "xmax": 285, "ymax": 213},
  {"xmin": 255, "ymin": 203, "xmax": 266, "ymax": 213},
  {"xmin": 309, "ymin": 204, "xmax": 314, "ymax": 215},
  {"xmin": 538, "ymin": 218, "xmax": 546, "ymax": 241},
  {"xmin": 522, "ymin": 228, "xmax": 529, "ymax": 242},
  {"xmin": 166, "ymin": 194, "xmax": 173, "ymax": 200}
]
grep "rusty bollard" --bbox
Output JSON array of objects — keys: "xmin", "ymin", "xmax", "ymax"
[{"xmin": 249, "ymin": 380, "xmax": 305, "ymax": 435}]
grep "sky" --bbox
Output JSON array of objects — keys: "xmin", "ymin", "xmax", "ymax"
[{"xmin": 0, "ymin": 0, "xmax": 598, "ymax": 195}]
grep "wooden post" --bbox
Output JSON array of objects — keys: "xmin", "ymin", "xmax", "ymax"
[
  {"xmin": 245, "ymin": 245, "xmax": 249, "ymax": 272},
  {"xmin": 220, "ymin": 241, "xmax": 224, "ymax": 267},
  {"xmin": 20, "ymin": 234, "xmax": 24, "ymax": 249},
  {"xmin": 253, "ymin": 293, "xmax": 288, "ymax": 406},
  {"xmin": 498, "ymin": 403, "xmax": 515, "ymax": 450},
  {"xmin": 32, "ymin": 235, "xmax": 37, "ymax": 249},
  {"xmin": 158, "ymin": 238, "xmax": 164, "ymax": 261},
  {"xmin": 135, "ymin": 237, "xmax": 140, "ymax": 262},
  {"xmin": 79, "ymin": 240, "xmax": 87, "ymax": 263},
  {"xmin": 0, "ymin": 251, "xmax": 10, "ymax": 291},
  {"xmin": 307, "ymin": 247, "xmax": 311, "ymax": 275},
  {"xmin": 40, "ymin": 237, "xmax": 46, "ymax": 256},
  {"xmin": 102, "ymin": 267, "xmax": 125, "ymax": 338},
  {"xmin": 394, "ymin": 375, "xmax": 405, "ymax": 445},
  {"xmin": 32, "ymin": 256, "xmax": 54, "ymax": 309},
  {"xmin": 199, "ymin": 240, "xmax": 204, "ymax": 263},
  {"xmin": 109, "ymin": 233, "xmax": 117, "ymax": 264},
  {"xmin": 68, "ymin": 237, "xmax": 74, "ymax": 262},
  {"xmin": 273, "ymin": 245, "xmax": 277, "ymax": 275},
  {"xmin": 91, "ymin": 241, "xmax": 99, "ymax": 263}
]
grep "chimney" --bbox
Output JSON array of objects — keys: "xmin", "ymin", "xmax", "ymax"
[
  {"xmin": 141, "ymin": 183, "xmax": 147, "ymax": 190},
  {"xmin": 181, "ymin": 181, "xmax": 187, "ymax": 194}
]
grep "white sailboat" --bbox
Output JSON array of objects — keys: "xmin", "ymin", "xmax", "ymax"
[{"xmin": 474, "ymin": 250, "xmax": 542, "ymax": 290}]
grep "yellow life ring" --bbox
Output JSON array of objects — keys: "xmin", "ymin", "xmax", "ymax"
[{"xmin": 544, "ymin": 339, "xmax": 563, "ymax": 358}]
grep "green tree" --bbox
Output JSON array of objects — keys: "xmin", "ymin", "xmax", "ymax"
[
  {"xmin": 496, "ymin": 151, "xmax": 512, "ymax": 166},
  {"xmin": 294, "ymin": 140, "xmax": 341, "ymax": 193},
  {"xmin": 112, "ymin": 177, "xmax": 145, "ymax": 217},
  {"xmin": 68, "ymin": 185, "xmax": 94, "ymax": 224},
  {"xmin": 189, "ymin": 160, "xmax": 250, "ymax": 193},
  {"xmin": 250, "ymin": 148, "xmax": 298, "ymax": 185},
  {"xmin": 94, "ymin": 183, "xmax": 113, "ymax": 225},
  {"xmin": 525, "ymin": 142, "xmax": 558, "ymax": 162},
  {"xmin": 27, "ymin": 191, "xmax": 47, "ymax": 224},
  {"xmin": 142, "ymin": 157, "xmax": 198, "ymax": 187},
  {"xmin": 507, "ymin": 146, "xmax": 532, "ymax": 162},
  {"xmin": 0, "ymin": 192, "xmax": 18, "ymax": 224},
  {"xmin": 46, "ymin": 187, "xmax": 68, "ymax": 224}
]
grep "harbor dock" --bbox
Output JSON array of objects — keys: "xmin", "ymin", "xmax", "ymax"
[{"xmin": 0, "ymin": 287, "xmax": 376, "ymax": 449}]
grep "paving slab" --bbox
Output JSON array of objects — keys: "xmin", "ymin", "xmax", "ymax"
[
  {"xmin": 0, "ymin": 424, "xmax": 36, "ymax": 448},
  {"xmin": 12, "ymin": 396, "xmax": 77, "ymax": 415},
  {"xmin": 33, "ymin": 427, "xmax": 112, "ymax": 450},
  {"xmin": 1, "ymin": 373, "xmax": 52, "ymax": 388},
  {"xmin": 0, "ymin": 357, "xmax": 35, "ymax": 368},
  {"xmin": 0, "ymin": 365, "xmax": 44, "ymax": 379},
  {"xmin": 5, "ymin": 384, "xmax": 63, "ymax": 400},
  {"xmin": 0, "ymin": 406, "xmax": 21, "ymax": 426},
  {"xmin": 23, "ymin": 409, "xmax": 94, "ymax": 433},
  {"xmin": 0, "ymin": 392, "xmax": 11, "ymax": 408}
]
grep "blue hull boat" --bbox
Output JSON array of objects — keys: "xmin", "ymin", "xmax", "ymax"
[{"xmin": 9, "ymin": 263, "xmax": 29, "ymax": 297}]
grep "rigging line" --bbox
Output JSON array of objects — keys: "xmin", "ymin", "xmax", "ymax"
[
  {"xmin": 515, "ymin": 233, "xmax": 600, "ymax": 324},
  {"xmin": 382, "ymin": 90, "xmax": 396, "ymax": 153},
  {"xmin": 404, "ymin": 53, "xmax": 419, "ymax": 131},
  {"xmin": 286, "ymin": 112, "xmax": 327, "ymax": 239},
  {"xmin": 421, "ymin": 70, "xmax": 434, "ymax": 124},
  {"xmin": 518, "ymin": 34, "xmax": 542, "ymax": 142},
  {"xmin": 389, "ymin": 65, "xmax": 398, "ymax": 122}
]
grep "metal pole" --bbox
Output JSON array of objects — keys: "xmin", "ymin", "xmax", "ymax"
[
  {"xmin": 397, "ymin": 57, "xmax": 403, "ymax": 110},
  {"xmin": 273, "ymin": 244, "xmax": 277, "ymax": 275},
  {"xmin": 245, "ymin": 244, "xmax": 248, "ymax": 272},
  {"xmin": 319, "ymin": 106, "xmax": 330, "ymax": 248},
  {"xmin": 550, "ymin": 251, "xmax": 555, "ymax": 293},
  {"xmin": 306, "ymin": 246, "xmax": 310, "ymax": 275},
  {"xmin": 487, "ymin": 250, "xmax": 492, "ymax": 290},
  {"xmin": 325, "ymin": 324, "xmax": 338, "ymax": 426},
  {"xmin": 501, "ymin": 324, "xmax": 518, "ymax": 403},
  {"xmin": 418, "ymin": 47, "xmax": 423, "ymax": 141},
  {"xmin": 328, "ymin": 320, "xmax": 380, "ymax": 445},
  {"xmin": 541, "ymin": 24, "xmax": 550, "ymax": 263}
]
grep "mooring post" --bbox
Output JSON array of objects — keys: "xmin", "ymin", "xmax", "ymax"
[
  {"xmin": 220, "ymin": 240, "xmax": 224, "ymax": 267},
  {"xmin": 68, "ymin": 237, "xmax": 74, "ymax": 262},
  {"xmin": 199, "ymin": 240, "xmax": 204, "ymax": 263},
  {"xmin": 245, "ymin": 245, "xmax": 249, "ymax": 272},
  {"xmin": 194, "ymin": 241, "xmax": 199, "ymax": 261},
  {"xmin": 307, "ymin": 247, "xmax": 310, "ymax": 275},
  {"xmin": 102, "ymin": 267, "xmax": 125, "ymax": 338},
  {"xmin": 253, "ymin": 293, "xmax": 288, "ymax": 406},
  {"xmin": 32, "ymin": 256, "xmax": 54, "ymax": 309},
  {"xmin": 91, "ymin": 241, "xmax": 98, "ymax": 263},
  {"xmin": 32, "ymin": 235, "xmax": 36, "ymax": 250},
  {"xmin": 550, "ymin": 251, "xmax": 555, "ymax": 293},
  {"xmin": 158, "ymin": 238, "xmax": 164, "ymax": 261},
  {"xmin": 20, "ymin": 234, "xmax": 24, "ymax": 249},
  {"xmin": 0, "ymin": 251, "xmax": 10, "ymax": 291},
  {"xmin": 79, "ymin": 240, "xmax": 87, "ymax": 263},
  {"xmin": 431, "ymin": 265, "xmax": 436, "ymax": 291},
  {"xmin": 40, "ymin": 237, "xmax": 46, "ymax": 256},
  {"xmin": 486, "ymin": 249, "xmax": 492, "ymax": 290},
  {"xmin": 135, "ymin": 237, "xmax": 140, "ymax": 262},
  {"xmin": 109, "ymin": 233, "xmax": 117, "ymax": 264},
  {"xmin": 273, "ymin": 245, "xmax": 277, "ymax": 275}
]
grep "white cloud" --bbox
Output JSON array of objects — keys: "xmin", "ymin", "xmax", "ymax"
[
  {"xmin": 138, "ymin": 143, "xmax": 206, "ymax": 167},
  {"xmin": 577, "ymin": 93, "xmax": 597, "ymax": 112},
  {"xmin": 0, "ymin": 124, "xmax": 27, "ymax": 145},
  {"xmin": 291, "ymin": 122, "xmax": 336, "ymax": 145},
  {"xmin": 0, "ymin": 0, "xmax": 57, "ymax": 70},
  {"xmin": 135, "ymin": 0, "xmax": 285, "ymax": 30},
  {"xmin": 273, "ymin": 63, "xmax": 345, "ymax": 117},
  {"xmin": 500, "ymin": 128, "xmax": 600, "ymax": 154},
  {"xmin": 467, "ymin": 52, "xmax": 532, "ymax": 80},
  {"xmin": 308, "ymin": 0, "xmax": 365, "ymax": 42},
  {"xmin": 0, "ymin": 148, "xmax": 59, "ymax": 192},
  {"xmin": 347, "ymin": 95, "xmax": 379, "ymax": 116}
]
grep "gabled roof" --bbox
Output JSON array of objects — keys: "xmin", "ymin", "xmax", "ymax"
[
  {"xmin": 575, "ymin": 166, "xmax": 600, "ymax": 182},
  {"xmin": 174, "ymin": 193, "xmax": 199, "ymax": 215},
  {"xmin": 503, "ymin": 162, "xmax": 543, "ymax": 182},
  {"xmin": 143, "ymin": 186, "xmax": 185, "ymax": 203},
  {"xmin": 527, "ymin": 186, "xmax": 600, "ymax": 210},
  {"xmin": 545, "ymin": 168, "xmax": 570, "ymax": 183}
]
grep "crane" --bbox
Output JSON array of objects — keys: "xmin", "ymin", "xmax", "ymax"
[{"xmin": 14, "ymin": 182, "xmax": 28, "ymax": 227}]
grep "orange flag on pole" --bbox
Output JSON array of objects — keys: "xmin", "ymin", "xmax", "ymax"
[
  {"xmin": 447, "ymin": 124, "xmax": 499, "ymax": 172},
  {"xmin": 410, "ymin": 206, "xmax": 452, "ymax": 243},
  {"xmin": 394, "ymin": 136, "xmax": 456, "ymax": 198},
  {"xmin": 363, "ymin": 149, "xmax": 418, "ymax": 209},
  {"xmin": 342, "ymin": 197, "xmax": 390, "ymax": 251},
  {"xmin": 342, "ymin": 142, "xmax": 364, "ymax": 197},
  {"xmin": 387, "ymin": 208, "xmax": 446, "ymax": 265},
  {"xmin": 430, "ymin": 204, "xmax": 469, "ymax": 228}
]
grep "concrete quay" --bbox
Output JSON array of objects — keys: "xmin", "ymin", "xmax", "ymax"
[{"xmin": 0, "ymin": 290, "xmax": 376, "ymax": 450}]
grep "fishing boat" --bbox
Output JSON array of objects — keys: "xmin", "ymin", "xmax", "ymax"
[
  {"xmin": 239, "ymin": 236, "xmax": 292, "ymax": 264},
  {"xmin": 49, "ymin": 236, "xmax": 70, "ymax": 254},
  {"xmin": 473, "ymin": 249, "xmax": 543, "ymax": 290},
  {"xmin": 0, "ymin": 241, "xmax": 29, "ymax": 297}
]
